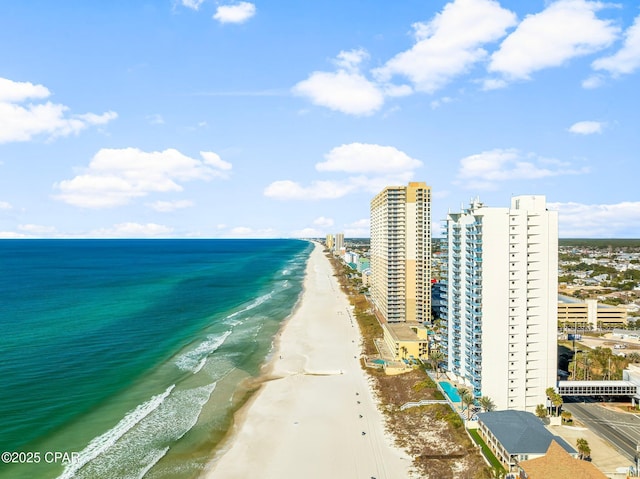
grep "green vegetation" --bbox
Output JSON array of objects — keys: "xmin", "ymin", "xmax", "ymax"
[
  {"xmin": 412, "ymin": 376, "xmax": 437, "ymax": 393},
  {"xmin": 468, "ymin": 429, "xmax": 506, "ymax": 475},
  {"xmin": 559, "ymin": 238, "xmax": 640, "ymax": 248},
  {"xmin": 327, "ymin": 252, "xmax": 491, "ymax": 479},
  {"xmin": 479, "ymin": 396, "xmax": 496, "ymax": 412},
  {"xmin": 576, "ymin": 438, "xmax": 591, "ymax": 460},
  {"xmin": 564, "ymin": 345, "xmax": 637, "ymax": 380},
  {"xmin": 558, "ymin": 274, "xmax": 577, "ymax": 283},
  {"xmin": 559, "ymin": 252, "xmax": 582, "ymax": 262},
  {"xmin": 432, "ymin": 403, "xmax": 464, "ymax": 429},
  {"xmin": 546, "ymin": 387, "xmax": 563, "ymax": 416}
]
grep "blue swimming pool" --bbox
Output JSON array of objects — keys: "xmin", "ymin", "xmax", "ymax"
[
  {"xmin": 439, "ymin": 381, "xmax": 461, "ymax": 402},
  {"xmin": 373, "ymin": 359, "xmax": 386, "ymax": 365}
]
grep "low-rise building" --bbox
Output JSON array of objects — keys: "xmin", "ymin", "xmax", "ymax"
[
  {"xmin": 382, "ymin": 322, "xmax": 429, "ymax": 361},
  {"xmin": 476, "ymin": 410, "xmax": 576, "ymax": 472}
]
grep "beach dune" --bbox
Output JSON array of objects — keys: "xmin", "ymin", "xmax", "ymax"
[{"xmin": 203, "ymin": 242, "xmax": 412, "ymax": 479}]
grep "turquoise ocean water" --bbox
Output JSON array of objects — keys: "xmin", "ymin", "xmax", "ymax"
[{"xmin": 0, "ymin": 239, "xmax": 311, "ymax": 479}]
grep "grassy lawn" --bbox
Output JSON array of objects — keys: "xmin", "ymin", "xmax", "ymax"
[{"xmin": 468, "ymin": 429, "xmax": 506, "ymax": 475}]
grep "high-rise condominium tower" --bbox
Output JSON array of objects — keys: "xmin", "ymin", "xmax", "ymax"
[
  {"xmin": 443, "ymin": 196, "xmax": 558, "ymax": 412},
  {"xmin": 370, "ymin": 182, "xmax": 431, "ymax": 323},
  {"xmin": 326, "ymin": 234, "xmax": 334, "ymax": 251},
  {"xmin": 335, "ymin": 233, "xmax": 345, "ymax": 253}
]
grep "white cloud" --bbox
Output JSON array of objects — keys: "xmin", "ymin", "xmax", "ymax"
[
  {"xmin": 480, "ymin": 78, "xmax": 508, "ymax": 90},
  {"xmin": 374, "ymin": 0, "xmax": 517, "ymax": 93},
  {"xmin": 290, "ymin": 227, "xmax": 324, "ymax": 238},
  {"xmin": 348, "ymin": 218, "xmax": 370, "ymax": 229},
  {"xmin": 0, "ymin": 231, "xmax": 30, "ymax": 239},
  {"xmin": 0, "ymin": 77, "xmax": 117, "ymax": 144},
  {"xmin": 568, "ymin": 120, "xmax": 605, "ymax": 134},
  {"xmin": 55, "ymin": 148, "xmax": 231, "ymax": 208},
  {"xmin": 317, "ymin": 143, "xmax": 422, "ymax": 174},
  {"xmin": 263, "ymin": 180, "xmax": 356, "ymax": 200},
  {"xmin": 382, "ymin": 84, "xmax": 413, "ymax": 97},
  {"xmin": 18, "ymin": 224, "xmax": 56, "ymax": 234},
  {"xmin": 313, "ymin": 216, "xmax": 334, "ymax": 228},
  {"xmin": 581, "ymin": 74, "xmax": 605, "ymax": 89},
  {"xmin": 0, "ymin": 77, "xmax": 50, "ymax": 102},
  {"xmin": 292, "ymin": 66, "xmax": 384, "ymax": 116},
  {"xmin": 549, "ymin": 201, "xmax": 640, "ymax": 237},
  {"xmin": 149, "ymin": 200, "xmax": 195, "ymax": 212},
  {"xmin": 344, "ymin": 218, "xmax": 370, "ymax": 238},
  {"xmin": 456, "ymin": 148, "xmax": 589, "ymax": 189},
  {"xmin": 213, "ymin": 2, "xmax": 256, "ymax": 24},
  {"xmin": 200, "ymin": 151, "xmax": 232, "ymax": 174},
  {"xmin": 265, "ymin": 143, "xmax": 423, "ymax": 200},
  {"xmin": 90, "ymin": 222, "xmax": 174, "ymax": 238},
  {"xmin": 0, "ymin": 201, "xmax": 12, "ymax": 210},
  {"xmin": 592, "ymin": 14, "xmax": 640, "ymax": 77},
  {"xmin": 147, "ymin": 114, "xmax": 165, "ymax": 125},
  {"xmin": 180, "ymin": 0, "xmax": 205, "ymax": 10},
  {"xmin": 334, "ymin": 48, "xmax": 369, "ymax": 72},
  {"xmin": 430, "ymin": 96, "xmax": 453, "ymax": 109},
  {"xmin": 488, "ymin": 0, "xmax": 619, "ymax": 83},
  {"xmin": 347, "ymin": 173, "xmax": 418, "ymax": 194},
  {"xmin": 225, "ymin": 226, "xmax": 278, "ymax": 238}
]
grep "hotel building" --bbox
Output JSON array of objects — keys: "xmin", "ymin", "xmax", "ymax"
[
  {"xmin": 370, "ymin": 182, "xmax": 431, "ymax": 323},
  {"xmin": 443, "ymin": 196, "xmax": 558, "ymax": 411}
]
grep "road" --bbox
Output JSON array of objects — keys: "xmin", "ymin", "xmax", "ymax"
[{"xmin": 564, "ymin": 400, "xmax": 640, "ymax": 461}]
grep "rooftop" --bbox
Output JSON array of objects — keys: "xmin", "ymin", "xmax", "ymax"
[
  {"xmin": 477, "ymin": 410, "xmax": 576, "ymax": 456},
  {"xmin": 519, "ymin": 441, "xmax": 607, "ymax": 479},
  {"xmin": 385, "ymin": 322, "xmax": 428, "ymax": 341}
]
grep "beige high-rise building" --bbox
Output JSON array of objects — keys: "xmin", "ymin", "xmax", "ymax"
[
  {"xmin": 325, "ymin": 234, "xmax": 334, "ymax": 251},
  {"xmin": 370, "ymin": 182, "xmax": 431, "ymax": 323},
  {"xmin": 335, "ymin": 233, "xmax": 345, "ymax": 254}
]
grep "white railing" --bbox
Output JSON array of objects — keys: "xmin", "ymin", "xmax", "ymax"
[{"xmin": 400, "ymin": 399, "xmax": 448, "ymax": 411}]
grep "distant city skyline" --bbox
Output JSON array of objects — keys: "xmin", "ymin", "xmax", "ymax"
[{"xmin": 1, "ymin": 1, "xmax": 639, "ymax": 239}]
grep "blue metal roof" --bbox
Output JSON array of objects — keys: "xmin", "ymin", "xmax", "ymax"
[{"xmin": 477, "ymin": 410, "xmax": 576, "ymax": 456}]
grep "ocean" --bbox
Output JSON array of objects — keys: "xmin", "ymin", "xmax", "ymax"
[{"xmin": 0, "ymin": 239, "xmax": 312, "ymax": 479}]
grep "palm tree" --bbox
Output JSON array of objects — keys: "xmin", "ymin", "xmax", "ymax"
[
  {"xmin": 430, "ymin": 350, "xmax": 444, "ymax": 379},
  {"xmin": 545, "ymin": 388, "xmax": 563, "ymax": 416},
  {"xmin": 552, "ymin": 393, "xmax": 563, "ymax": 417},
  {"xmin": 545, "ymin": 387, "xmax": 555, "ymax": 415},
  {"xmin": 535, "ymin": 404, "xmax": 548, "ymax": 419},
  {"xmin": 479, "ymin": 396, "xmax": 496, "ymax": 412},
  {"xmin": 461, "ymin": 391, "xmax": 475, "ymax": 419},
  {"xmin": 628, "ymin": 352, "xmax": 640, "ymax": 363},
  {"xmin": 400, "ymin": 346, "xmax": 408, "ymax": 360},
  {"xmin": 561, "ymin": 410, "xmax": 572, "ymax": 424},
  {"xmin": 456, "ymin": 387, "xmax": 470, "ymax": 412},
  {"xmin": 576, "ymin": 438, "xmax": 591, "ymax": 460}
]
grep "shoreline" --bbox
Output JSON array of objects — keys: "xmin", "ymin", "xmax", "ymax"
[{"xmin": 200, "ymin": 242, "xmax": 412, "ymax": 479}]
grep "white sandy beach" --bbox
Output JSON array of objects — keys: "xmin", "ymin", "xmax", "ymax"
[{"xmin": 202, "ymin": 242, "xmax": 412, "ymax": 479}]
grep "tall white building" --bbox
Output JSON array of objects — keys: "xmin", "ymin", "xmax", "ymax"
[
  {"xmin": 443, "ymin": 196, "xmax": 558, "ymax": 412},
  {"xmin": 370, "ymin": 182, "xmax": 431, "ymax": 323}
]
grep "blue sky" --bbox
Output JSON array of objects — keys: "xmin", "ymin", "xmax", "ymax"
[{"xmin": 1, "ymin": 0, "xmax": 639, "ymax": 239}]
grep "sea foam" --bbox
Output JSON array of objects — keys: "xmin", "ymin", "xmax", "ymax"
[
  {"xmin": 56, "ymin": 385, "xmax": 175, "ymax": 479},
  {"xmin": 175, "ymin": 330, "xmax": 232, "ymax": 373},
  {"xmin": 225, "ymin": 291, "xmax": 273, "ymax": 324},
  {"xmin": 60, "ymin": 383, "xmax": 216, "ymax": 479}
]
